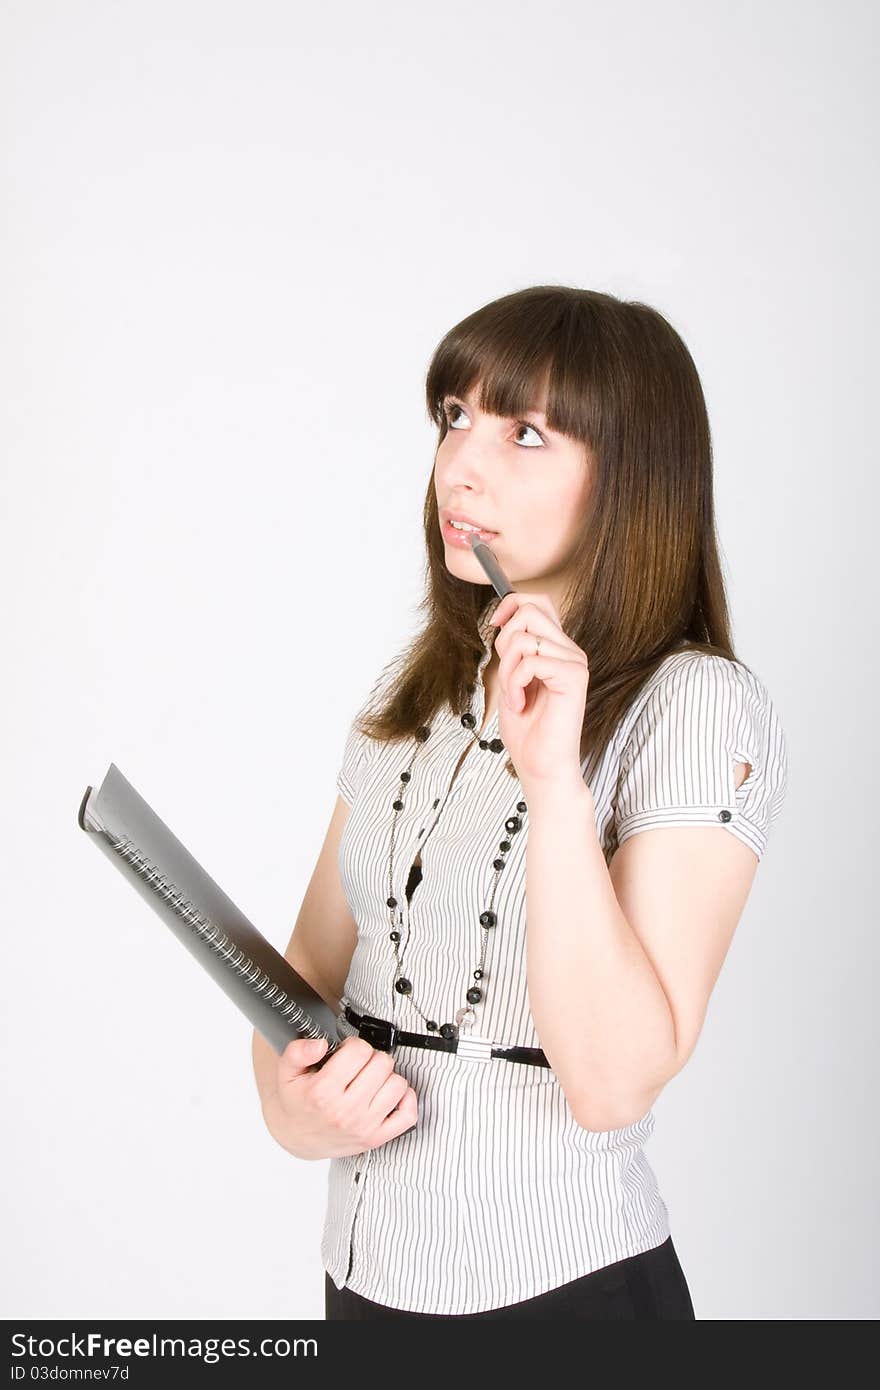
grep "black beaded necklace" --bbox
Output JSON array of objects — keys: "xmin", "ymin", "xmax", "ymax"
[{"xmin": 383, "ymin": 596, "xmax": 528, "ymax": 1044}]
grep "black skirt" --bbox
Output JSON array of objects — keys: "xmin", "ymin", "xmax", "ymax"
[{"xmin": 325, "ymin": 1233, "xmax": 696, "ymax": 1320}]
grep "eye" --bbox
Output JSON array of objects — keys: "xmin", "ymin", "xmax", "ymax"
[
  {"xmin": 442, "ymin": 400, "xmax": 546, "ymax": 447},
  {"xmin": 513, "ymin": 422, "xmax": 545, "ymax": 448}
]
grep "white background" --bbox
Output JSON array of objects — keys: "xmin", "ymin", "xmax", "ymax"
[{"xmin": 2, "ymin": 0, "xmax": 875, "ymax": 1320}]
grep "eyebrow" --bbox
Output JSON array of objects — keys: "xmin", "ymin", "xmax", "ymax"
[{"xmin": 446, "ymin": 390, "xmax": 548, "ymax": 423}]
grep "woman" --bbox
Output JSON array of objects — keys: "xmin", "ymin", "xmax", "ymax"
[{"xmin": 253, "ymin": 285, "xmax": 788, "ymax": 1320}]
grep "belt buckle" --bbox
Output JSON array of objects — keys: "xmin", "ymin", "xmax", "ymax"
[
  {"xmin": 454, "ymin": 1033, "xmax": 494, "ymax": 1064},
  {"xmin": 357, "ymin": 1014, "xmax": 397, "ymax": 1051}
]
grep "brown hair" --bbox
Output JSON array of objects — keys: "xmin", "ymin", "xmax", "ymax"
[{"xmin": 354, "ymin": 284, "xmax": 741, "ymax": 779}]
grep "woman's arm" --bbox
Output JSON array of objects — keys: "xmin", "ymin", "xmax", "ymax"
[
  {"xmin": 252, "ymin": 792, "xmax": 359, "ymax": 1114},
  {"xmin": 524, "ymin": 762, "xmax": 755, "ymax": 1132}
]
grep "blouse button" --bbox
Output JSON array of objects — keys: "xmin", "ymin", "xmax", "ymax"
[{"xmin": 719, "ymin": 809, "xmax": 732, "ymax": 822}]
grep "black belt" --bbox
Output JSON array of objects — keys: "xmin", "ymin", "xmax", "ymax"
[{"xmin": 344, "ymin": 1004, "xmax": 551, "ymax": 1069}]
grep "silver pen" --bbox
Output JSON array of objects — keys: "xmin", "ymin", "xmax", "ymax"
[{"xmin": 467, "ymin": 529, "xmax": 515, "ymax": 597}]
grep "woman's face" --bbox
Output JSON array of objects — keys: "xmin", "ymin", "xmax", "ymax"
[{"xmin": 433, "ymin": 382, "xmax": 592, "ymax": 610}]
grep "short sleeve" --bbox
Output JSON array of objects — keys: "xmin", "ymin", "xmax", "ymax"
[
  {"xmin": 336, "ymin": 718, "xmax": 373, "ymax": 806},
  {"xmin": 615, "ymin": 654, "xmax": 788, "ymax": 861},
  {"xmin": 335, "ymin": 654, "xmax": 402, "ymax": 806}
]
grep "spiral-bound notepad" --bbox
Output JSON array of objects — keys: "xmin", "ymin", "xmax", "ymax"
[{"xmin": 78, "ymin": 763, "xmax": 342, "ymax": 1060}]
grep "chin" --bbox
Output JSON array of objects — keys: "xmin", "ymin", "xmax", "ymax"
[{"xmin": 445, "ymin": 550, "xmax": 495, "ymax": 577}]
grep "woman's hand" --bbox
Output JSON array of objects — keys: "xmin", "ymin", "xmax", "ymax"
[
  {"xmin": 263, "ymin": 1035, "xmax": 419, "ymax": 1161},
  {"xmin": 489, "ymin": 591, "xmax": 590, "ymax": 792}
]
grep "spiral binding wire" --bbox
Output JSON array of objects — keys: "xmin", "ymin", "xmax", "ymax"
[{"xmin": 108, "ymin": 830, "xmax": 337, "ymax": 1051}]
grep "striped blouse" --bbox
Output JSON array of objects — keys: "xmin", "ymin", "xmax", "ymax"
[{"xmin": 321, "ymin": 592, "xmax": 788, "ymax": 1314}]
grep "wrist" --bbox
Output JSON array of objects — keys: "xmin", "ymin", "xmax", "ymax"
[
  {"xmin": 262, "ymin": 1091, "xmax": 302, "ymax": 1154},
  {"xmin": 522, "ymin": 769, "xmax": 594, "ymax": 817}
]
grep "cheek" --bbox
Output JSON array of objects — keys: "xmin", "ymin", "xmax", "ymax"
[
  {"xmin": 527, "ymin": 486, "xmax": 585, "ymax": 549},
  {"xmin": 557, "ymin": 473, "xmax": 591, "ymax": 538}
]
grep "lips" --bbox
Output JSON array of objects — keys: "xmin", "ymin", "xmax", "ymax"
[
  {"xmin": 442, "ymin": 509, "xmax": 498, "ymax": 535},
  {"xmin": 442, "ymin": 520, "xmax": 499, "ymax": 550}
]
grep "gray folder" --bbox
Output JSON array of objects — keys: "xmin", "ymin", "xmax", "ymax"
[{"xmin": 78, "ymin": 763, "xmax": 342, "ymax": 1062}]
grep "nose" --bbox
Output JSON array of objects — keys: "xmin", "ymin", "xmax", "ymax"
[{"xmin": 436, "ymin": 432, "xmax": 496, "ymax": 494}]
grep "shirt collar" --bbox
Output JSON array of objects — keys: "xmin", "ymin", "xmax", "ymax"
[{"xmin": 476, "ymin": 592, "xmax": 504, "ymax": 671}]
